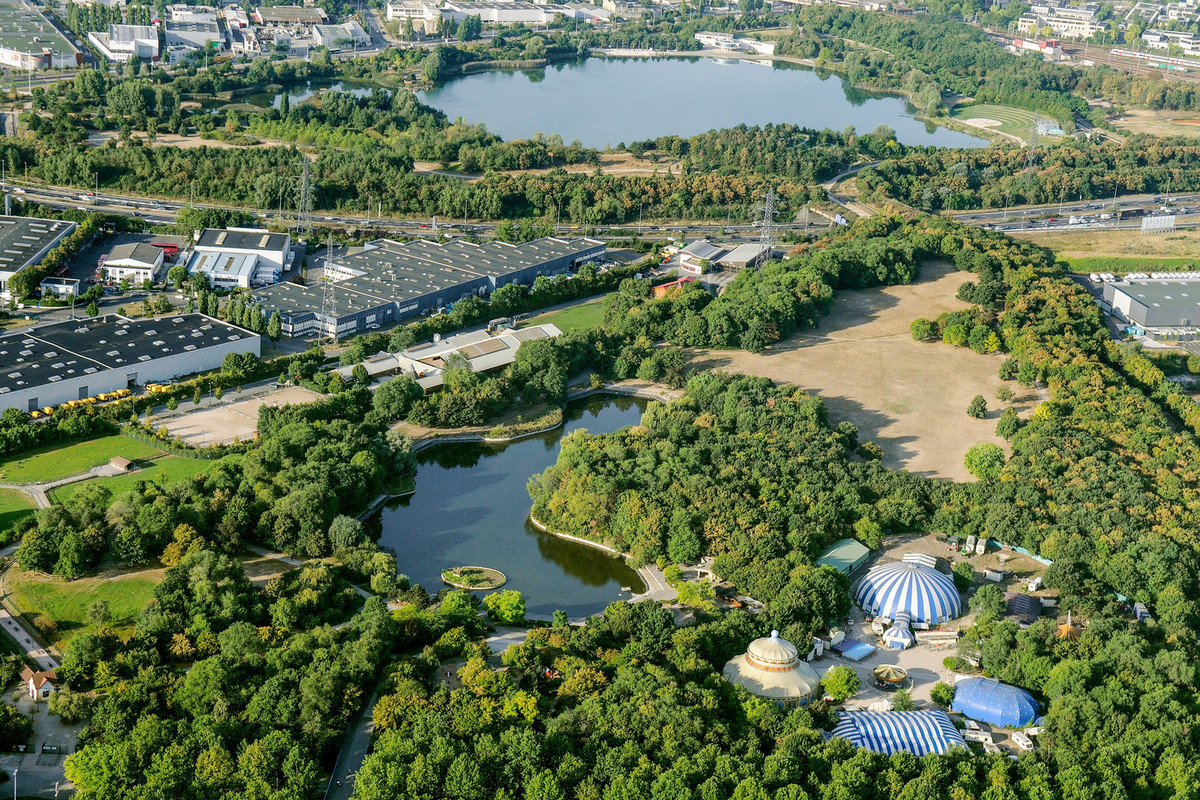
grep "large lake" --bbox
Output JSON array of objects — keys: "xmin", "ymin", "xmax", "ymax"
[
  {"xmin": 418, "ymin": 56, "xmax": 989, "ymax": 149},
  {"xmin": 374, "ymin": 396, "xmax": 648, "ymax": 617}
]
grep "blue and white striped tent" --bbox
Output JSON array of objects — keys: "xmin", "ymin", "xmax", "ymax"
[
  {"xmin": 855, "ymin": 561, "xmax": 962, "ymax": 625},
  {"xmin": 832, "ymin": 711, "xmax": 967, "ymax": 756},
  {"xmin": 882, "ymin": 611, "xmax": 914, "ymax": 649}
]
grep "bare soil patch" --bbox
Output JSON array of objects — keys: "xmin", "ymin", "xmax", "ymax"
[
  {"xmin": 1112, "ymin": 109, "xmax": 1200, "ymax": 138},
  {"xmin": 685, "ymin": 261, "xmax": 1032, "ymax": 480},
  {"xmin": 162, "ymin": 386, "xmax": 323, "ymax": 446},
  {"xmin": 1010, "ymin": 227, "xmax": 1200, "ymax": 260}
]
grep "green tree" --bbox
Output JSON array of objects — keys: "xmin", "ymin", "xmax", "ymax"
[
  {"xmin": 930, "ymin": 682, "xmax": 955, "ymax": 706},
  {"xmin": 86, "ymin": 301, "xmax": 99, "ymax": 317},
  {"xmin": 996, "ymin": 407, "xmax": 1020, "ymax": 439},
  {"xmin": 483, "ymin": 590, "xmax": 526, "ymax": 624},
  {"xmin": 967, "ymin": 395, "xmax": 987, "ymax": 419},
  {"xmin": 964, "ymin": 442, "xmax": 1005, "ymax": 480},
  {"xmin": 267, "ymin": 310, "xmax": 282, "ymax": 343},
  {"xmin": 87, "ymin": 599, "xmax": 110, "ymax": 630},
  {"xmin": 952, "ymin": 561, "xmax": 975, "ymax": 592},
  {"xmin": 910, "ymin": 318, "xmax": 934, "ymax": 341},
  {"xmin": 821, "ymin": 665, "xmax": 861, "ymax": 700},
  {"xmin": 891, "ymin": 688, "xmax": 916, "ymax": 711}
]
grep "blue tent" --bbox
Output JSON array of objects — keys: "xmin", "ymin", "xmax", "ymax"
[
  {"xmin": 952, "ymin": 678, "xmax": 1039, "ymax": 728},
  {"xmin": 832, "ymin": 711, "xmax": 966, "ymax": 756},
  {"xmin": 855, "ymin": 561, "xmax": 962, "ymax": 625}
]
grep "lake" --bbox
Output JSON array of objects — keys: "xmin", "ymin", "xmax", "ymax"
[
  {"xmin": 374, "ymin": 395, "xmax": 648, "ymax": 618},
  {"xmin": 230, "ymin": 80, "xmax": 381, "ymax": 109},
  {"xmin": 418, "ymin": 56, "xmax": 989, "ymax": 149}
]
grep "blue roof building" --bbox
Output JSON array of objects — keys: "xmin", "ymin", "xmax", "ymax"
[
  {"xmin": 832, "ymin": 711, "xmax": 967, "ymax": 756},
  {"xmin": 854, "ymin": 561, "xmax": 962, "ymax": 625},
  {"xmin": 951, "ymin": 678, "xmax": 1039, "ymax": 728}
]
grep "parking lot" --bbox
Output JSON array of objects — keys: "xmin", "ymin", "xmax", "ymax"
[{"xmin": 62, "ymin": 230, "xmax": 189, "ymax": 287}]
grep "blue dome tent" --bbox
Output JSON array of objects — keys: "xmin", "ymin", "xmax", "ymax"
[
  {"xmin": 952, "ymin": 678, "xmax": 1039, "ymax": 728},
  {"xmin": 854, "ymin": 561, "xmax": 962, "ymax": 626}
]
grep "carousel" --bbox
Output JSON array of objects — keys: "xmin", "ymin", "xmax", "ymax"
[{"xmin": 871, "ymin": 664, "xmax": 909, "ymax": 691}]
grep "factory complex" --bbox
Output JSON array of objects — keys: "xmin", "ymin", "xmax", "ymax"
[
  {"xmin": 1100, "ymin": 273, "xmax": 1200, "ymax": 337},
  {"xmin": 0, "ymin": 314, "xmax": 260, "ymax": 414},
  {"xmin": 254, "ymin": 236, "xmax": 605, "ymax": 340}
]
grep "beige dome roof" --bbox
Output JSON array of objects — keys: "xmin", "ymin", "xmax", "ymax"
[
  {"xmin": 746, "ymin": 630, "xmax": 799, "ymax": 670},
  {"xmin": 723, "ymin": 631, "xmax": 820, "ymax": 702}
]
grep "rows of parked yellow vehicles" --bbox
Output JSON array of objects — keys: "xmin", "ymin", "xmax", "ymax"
[{"xmin": 28, "ymin": 388, "xmax": 133, "ymax": 419}]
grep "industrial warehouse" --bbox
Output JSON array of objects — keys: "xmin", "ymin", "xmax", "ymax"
[
  {"xmin": 0, "ymin": 215, "xmax": 77, "ymax": 296},
  {"xmin": 0, "ymin": 314, "xmax": 260, "ymax": 413},
  {"xmin": 1102, "ymin": 275, "xmax": 1200, "ymax": 331},
  {"xmin": 254, "ymin": 236, "xmax": 605, "ymax": 339}
]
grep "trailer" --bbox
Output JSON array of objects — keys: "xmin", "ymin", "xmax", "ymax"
[{"xmin": 975, "ymin": 538, "xmax": 987, "ymax": 556}]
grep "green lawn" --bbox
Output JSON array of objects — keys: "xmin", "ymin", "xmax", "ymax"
[
  {"xmin": 49, "ymin": 455, "xmax": 215, "ymax": 505},
  {"xmin": 0, "ymin": 436, "xmax": 165, "ymax": 484},
  {"xmin": 524, "ymin": 298, "xmax": 607, "ymax": 333},
  {"xmin": 1063, "ymin": 255, "xmax": 1200, "ymax": 274},
  {"xmin": 950, "ymin": 103, "xmax": 1063, "ymax": 143},
  {"xmin": 7, "ymin": 568, "xmax": 160, "ymax": 647},
  {"xmin": 0, "ymin": 489, "xmax": 36, "ymax": 533}
]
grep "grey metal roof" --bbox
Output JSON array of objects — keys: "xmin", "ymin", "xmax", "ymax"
[
  {"xmin": 107, "ymin": 243, "xmax": 164, "ymax": 266},
  {"xmin": 682, "ymin": 240, "xmax": 725, "ymax": 261},
  {"xmin": 0, "ymin": 314, "xmax": 254, "ymax": 396},
  {"xmin": 195, "ymin": 228, "xmax": 289, "ymax": 253},
  {"xmin": 0, "ymin": 216, "xmax": 74, "ymax": 275},
  {"xmin": 1113, "ymin": 279, "xmax": 1200, "ymax": 311}
]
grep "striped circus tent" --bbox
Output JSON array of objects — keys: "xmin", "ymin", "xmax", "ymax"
[
  {"xmin": 854, "ymin": 561, "xmax": 962, "ymax": 625},
  {"xmin": 832, "ymin": 711, "xmax": 967, "ymax": 756},
  {"xmin": 882, "ymin": 611, "xmax": 914, "ymax": 649}
]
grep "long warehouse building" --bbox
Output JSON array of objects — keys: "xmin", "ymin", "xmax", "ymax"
[
  {"xmin": 0, "ymin": 216, "xmax": 77, "ymax": 297},
  {"xmin": 0, "ymin": 314, "xmax": 260, "ymax": 413},
  {"xmin": 1104, "ymin": 277, "xmax": 1200, "ymax": 328},
  {"xmin": 254, "ymin": 236, "xmax": 605, "ymax": 339}
]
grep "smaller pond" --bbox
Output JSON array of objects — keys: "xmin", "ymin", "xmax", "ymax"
[{"xmin": 373, "ymin": 396, "xmax": 649, "ymax": 618}]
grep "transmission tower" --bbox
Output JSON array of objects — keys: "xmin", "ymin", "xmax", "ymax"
[
  {"xmin": 296, "ymin": 159, "xmax": 314, "ymax": 239},
  {"xmin": 320, "ymin": 236, "xmax": 338, "ymax": 347},
  {"xmin": 758, "ymin": 188, "xmax": 777, "ymax": 255}
]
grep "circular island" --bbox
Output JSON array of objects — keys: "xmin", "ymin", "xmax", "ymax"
[{"xmin": 441, "ymin": 566, "xmax": 507, "ymax": 590}]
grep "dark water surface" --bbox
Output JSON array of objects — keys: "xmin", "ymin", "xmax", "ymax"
[{"xmin": 374, "ymin": 396, "xmax": 649, "ymax": 617}]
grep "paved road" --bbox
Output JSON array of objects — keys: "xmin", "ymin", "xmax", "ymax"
[
  {"xmin": 0, "ymin": 544, "xmax": 60, "ymax": 671},
  {"xmin": 324, "ymin": 685, "xmax": 381, "ymax": 800}
]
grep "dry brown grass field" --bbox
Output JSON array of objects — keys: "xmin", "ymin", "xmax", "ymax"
[{"xmin": 685, "ymin": 261, "xmax": 1035, "ymax": 481}]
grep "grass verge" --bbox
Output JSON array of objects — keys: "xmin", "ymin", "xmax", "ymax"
[
  {"xmin": 524, "ymin": 298, "xmax": 606, "ymax": 333},
  {"xmin": 0, "ymin": 489, "xmax": 36, "ymax": 533}
]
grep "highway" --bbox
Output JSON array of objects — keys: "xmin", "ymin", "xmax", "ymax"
[
  {"xmin": 0, "ymin": 179, "xmax": 832, "ymax": 241},
  {"xmin": 950, "ymin": 191, "xmax": 1200, "ymax": 234}
]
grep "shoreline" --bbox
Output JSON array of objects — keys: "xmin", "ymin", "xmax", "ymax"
[{"xmin": 528, "ymin": 512, "xmax": 673, "ymax": 601}]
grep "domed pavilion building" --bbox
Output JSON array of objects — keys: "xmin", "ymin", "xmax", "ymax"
[{"xmin": 722, "ymin": 630, "xmax": 821, "ymax": 706}]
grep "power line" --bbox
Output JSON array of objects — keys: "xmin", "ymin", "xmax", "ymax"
[
  {"xmin": 320, "ymin": 236, "xmax": 338, "ymax": 347},
  {"xmin": 758, "ymin": 188, "xmax": 776, "ymax": 254},
  {"xmin": 296, "ymin": 159, "xmax": 313, "ymax": 239}
]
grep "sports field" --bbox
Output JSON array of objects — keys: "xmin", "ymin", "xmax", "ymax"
[
  {"xmin": 0, "ymin": 435, "xmax": 164, "ymax": 484},
  {"xmin": 0, "ymin": 0, "xmax": 77, "ymax": 56},
  {"xmin": 49, "ymin": 455, "xmax": 217, "ymax": 504},
  {"xmin": 950, "ymin": 104, "xmax": 1063, "ymax": 144},
  {"xmin": 161, "ymin": 386, "xmax": 322, "ymax": 446}
]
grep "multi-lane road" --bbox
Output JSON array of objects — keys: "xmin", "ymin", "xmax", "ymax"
[{"xmin": 950, "ymin": 192, "xmax": 1200, "ymax": 234}]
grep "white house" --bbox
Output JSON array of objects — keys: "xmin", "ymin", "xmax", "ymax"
[
  {"xmin": 104, "ymin": 242, "xmax": 166, "ymax": 285},
  {"xmin": 18, "ymin": 667, "xmax": 57, "ymax": 701},
  {"xmin": 40, "ymin": 277, "xmax": 80, "ymax": 299}
]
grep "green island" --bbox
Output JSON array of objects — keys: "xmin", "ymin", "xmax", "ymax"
[{"xmin": 440, "ymin": 566, "xmax": 507, "ymax": 590}]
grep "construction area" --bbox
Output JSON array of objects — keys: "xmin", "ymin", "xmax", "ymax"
[{"xmin": 159, "ymin": 386, "xmax": 322, "ymax": 446}]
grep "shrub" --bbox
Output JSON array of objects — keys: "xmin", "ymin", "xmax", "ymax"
[
  {"xmin": 952, "ymin": 561, "xmax": 975, "ymax": 592},
  {"xmin": 910, "ymin": 318, "xmax": 934, "ymax": 342},
  {"xmin": 931, "ymin": 682, "xmax": 956, "ymax": 707},
  {"xmin": 891, "ymin": 688, "xmax": 916, "ymax": 711},
  {"xmin": 967, "ymin": 395, "xmax": 987, "ymax": 419},
  {"xmin": 821, "ymin": 665, "xmax": 861, "ymax": 700}
]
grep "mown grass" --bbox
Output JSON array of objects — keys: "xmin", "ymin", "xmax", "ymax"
[
  {"xmin": 1062, "ymin": 255, "xmax": 1200, "ymax": 274},
  {"xmin": 49, "ymin": 455, "xmax": 214, "ymax": 504},
  {"xmin": 6, "ymin": 567, "xmax": 159, "ymax": 647},
  {"xmin": 0, "ymin": 436, "xmax": 164, "ymax": 484},
  {"xmin": 950, "ymin": 103, "xmax": 1061, "ymax": 142},
  {"xmin": 524, "ymin": 298, "xmax": 607, "ymax": 333},
  {"xmin": 0, "ymin": 489, "xmax": 36, "ymax": 533}
]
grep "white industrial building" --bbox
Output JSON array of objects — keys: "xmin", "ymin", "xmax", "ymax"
[
  {"xmin": 0, "ymin": 216, "xmax": 77, "ymax": 297},
  {"xmin": 187, "ymin": 228, "xmax": 292, "ymax": 289},
  {"xmin": 39, "ymin": 277, "xmax": 80, "ymax": 299},
  {"xmin": 103, "ymin": 243, "xmax": 166, "ymax": 285},
  {"xmin": 88, "ymin": 24, "xmax": 160, "ymax": 61},
  {"xmin": 165, "ymin": 20, "xmax": 224, "ymax": 49},
  {"xmin": 441, "ymin": 1, "xmax": 552, "ymax": 24},
  {"xmin": 312, "ymin": 20, "xmax": 370, "ymax": 49},
  {"xmin": 0, "ymin": 314, "xmax": 260, "ymax": 413},
  {"xmin": 679, "ymin": 240, "xmax": 775, "ymax": 275},
  {"xmin": 251, "ymin": 5, "xmax": 328, "ymax": 26}
]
